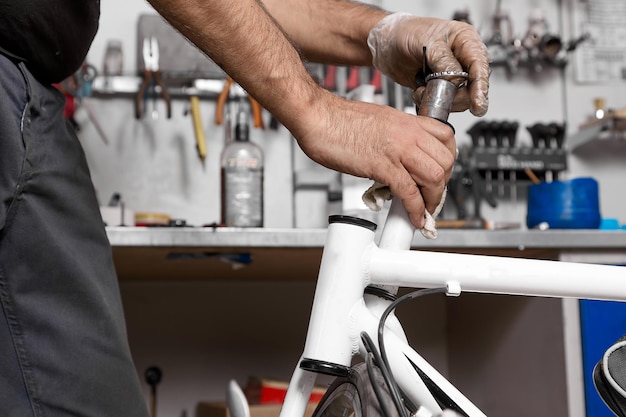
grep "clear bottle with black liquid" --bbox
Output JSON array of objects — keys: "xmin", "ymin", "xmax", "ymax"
[{"xmin": 220, "ymin": 102, "xmax": 264, "ymax": 227}]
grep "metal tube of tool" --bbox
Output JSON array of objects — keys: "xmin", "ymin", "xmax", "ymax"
[{"xmin": 417, "ymin": 78, "xmax": 458, "ymax": 121}]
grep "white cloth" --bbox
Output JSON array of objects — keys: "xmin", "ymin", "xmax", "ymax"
[{"xmin": 362, "ymin": 182, "xmax": 446, "ymax": 239}]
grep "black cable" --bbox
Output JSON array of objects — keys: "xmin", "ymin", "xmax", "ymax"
[
  {"xmin": 377, "ymin": 287, "xmax": 449, "ymax": 417},
  {"xmin": 361, "ymin": 331, "xmax": 408, "ymax": 417},
  {"xmin": 362, "ymin": 335, "xmax": 396, "ymax": 417}
]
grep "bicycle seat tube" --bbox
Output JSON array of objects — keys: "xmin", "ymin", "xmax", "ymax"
[{"xmin": 368, "ymin": 72, "xmax": 470, "ymax": 377}]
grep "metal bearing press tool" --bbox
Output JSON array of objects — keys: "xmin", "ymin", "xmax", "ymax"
[
  {"xmin": 416, "ymin": 47, "xmax": 468, "ymax": 128},
  {"xmin": 136, "ymin": 37, "xmax": 172, "ymax": 119}
]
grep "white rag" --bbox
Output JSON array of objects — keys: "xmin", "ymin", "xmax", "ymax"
[{"xmin": 362, "ymin": 182, "xmax": 446, "ymax": 239}]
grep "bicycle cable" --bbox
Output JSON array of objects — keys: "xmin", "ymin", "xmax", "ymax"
[
  {"xmin": 361, "ymin": 332, "xmax": 408, "ymax": 417},
  {"xmin": 375, "ymin": 287, "xmax": 449, "ymax": 417},
  {"xmin": 361, "ymin": 332, "xmax": 400, "ymax": 417}
]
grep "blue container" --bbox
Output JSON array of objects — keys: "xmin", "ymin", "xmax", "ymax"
[{"xmin": 526, "ymin": 177, "xmax": 601, "ymax": 229}]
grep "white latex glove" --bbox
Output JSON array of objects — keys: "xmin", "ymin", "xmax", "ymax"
[{"xmin": 367, "ymin": 12, "xmax": 490, "ymax": 117}]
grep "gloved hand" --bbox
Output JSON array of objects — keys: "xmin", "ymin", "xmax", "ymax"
[{"xmin": 367, "ymin": 12, "xmax": 490, "ymax": 117}]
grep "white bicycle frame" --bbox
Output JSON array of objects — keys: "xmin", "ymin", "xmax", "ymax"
[{"xmin": 277, "ymin": 196, "xmax": 626, "ymax": 417}]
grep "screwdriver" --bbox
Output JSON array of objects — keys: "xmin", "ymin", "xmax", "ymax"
[{"xmin": 189, "ymin": 95, "xmax": 207, "ymax": 162}]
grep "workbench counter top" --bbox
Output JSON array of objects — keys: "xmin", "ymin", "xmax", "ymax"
[
  {"xmin": 106, "ymin": 227, "xmax": 626, "ymax": 249},
  {"xmin": 106, "ymin": 227, "xmax": 626, "ymax": 281}
]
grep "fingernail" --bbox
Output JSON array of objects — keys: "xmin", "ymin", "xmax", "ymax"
[{"xmin": 418, "ymin": 214, "xmax": 426, "ymax": 229}]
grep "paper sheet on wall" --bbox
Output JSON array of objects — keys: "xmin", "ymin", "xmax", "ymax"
[{"xmin": 574, "ymin": 0, "xmax": 626, "ymax": 83}]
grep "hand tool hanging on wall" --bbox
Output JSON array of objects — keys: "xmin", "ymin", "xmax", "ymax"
[
  {"xmin": 346, "ymin": 67, "xmax": 360, "ymax": 91},
  {"xmin": 466, "ymin": 119, "xmax": 567, "ymax": 197},
  {"xmin": 526, "ymin": 122, "xmax": 566, "ymax": 150},
  {"xmin": 323, "ymin": 65, "xmax": 337, "ymax": 91},
  {"xmin": 466, "ymin": 121, "xmax": 493, "ymax": 192},
  {"xmin": 57, "ymin": 61, "xmax": 111, "ymax": 145},
  {"xmin": 447, "ymin": 147, "xmax": 497, "ymax": 223},
  {"xmin": 215, "ymin": 76, "xmax": 264, "ymax": 128},
  {"xmin": 501, "ymin": 120, "xmax": 520, "ymax": 201},
  {"xmin": 189, "ymin": 95, "xmax": 208, "ymax": 162},
  {"xmin": 135, "ymin": 37, "xmax": 172, "ymax": 119},
  {"xmin": 484, "ymin": 2, "xmax": 589, "ymax": 76},
  {"xmin": 526, "ymin": 121, "xmax": 567, "ymax": 182}
]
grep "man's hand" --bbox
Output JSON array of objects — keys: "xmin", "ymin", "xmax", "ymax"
[
  {"xmin": 294, "ymin": 91, "xmax": 456, "ymax": 228},
  {"xmin": 368, "ymin": 13, "xmax": 490, "ymax": 117}
]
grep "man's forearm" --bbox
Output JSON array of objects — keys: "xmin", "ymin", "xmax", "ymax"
[
  {"xmin": 260, "ymin": 0, "xmax": 388, "ymax": 66},
  {"xmin": 147, "ymin": 0, "xmax": 324, "ymax": 136}
]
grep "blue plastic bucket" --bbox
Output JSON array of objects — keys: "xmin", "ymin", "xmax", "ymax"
[{"xmin": 526, "ymin": 177, "xmax": 601, "ymax": 229}]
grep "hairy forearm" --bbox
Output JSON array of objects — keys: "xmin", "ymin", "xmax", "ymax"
[
  {"xmin": 260, "ymin": 0, "xmax": 388, "ymax": 66},
  {"xmin": 146, "ymin": 0, "xmax": 325, "ymax": 136}
]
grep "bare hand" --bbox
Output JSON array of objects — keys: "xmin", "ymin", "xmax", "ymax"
[{"xmin": 294, "ymin": 92, "xmax": 456, "ymax": 228}]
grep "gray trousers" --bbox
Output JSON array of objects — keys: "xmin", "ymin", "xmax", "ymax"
[{"xmin": 0, "ymin": 53, "xmax": 148, "ymax": 416}]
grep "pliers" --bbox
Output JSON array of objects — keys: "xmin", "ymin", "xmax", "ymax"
[
  {"xmin": 136, "ymin": 37, "xmax": 172, "ymax": 119},
  {"xmin": 215, "ymin": 76, "xmax": 264, "ymax": 128}
]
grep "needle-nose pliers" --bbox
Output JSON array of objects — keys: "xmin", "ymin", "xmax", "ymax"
[{"xmin": 135, "ymin": 37, "xmax": 172, "ymax": 119}]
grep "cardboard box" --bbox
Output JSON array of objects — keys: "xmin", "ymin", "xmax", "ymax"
[{"xmin": 196, "ymin": 401, "xmax": 318, "ymax": 417}]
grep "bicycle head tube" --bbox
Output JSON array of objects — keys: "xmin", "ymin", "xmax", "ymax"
[
  {"xmin": 300, "ymin": 216, "xmax": 377, "ymax": 371},
  {"xmin": 378, "ymin": 69, "xmax": 468, "ymax": 252}
]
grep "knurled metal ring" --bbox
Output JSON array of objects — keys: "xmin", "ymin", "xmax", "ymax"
[{"xmin": 425, "ymin": 71, "xmax": 469, "ymax": 83}]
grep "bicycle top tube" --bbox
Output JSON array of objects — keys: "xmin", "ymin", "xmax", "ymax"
[{"xmin": 368, "ymin": 247, "xmax": 626, "ymax": 302}]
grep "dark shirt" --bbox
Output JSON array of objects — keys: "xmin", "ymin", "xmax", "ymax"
[{"xmin": 0, "ymin": 0, "xmax": 100, "ymax": 83}]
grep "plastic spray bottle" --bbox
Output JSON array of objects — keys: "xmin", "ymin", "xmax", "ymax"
[{"xmin": 220, "ymin": 100, "xmax": 264, "ymax": 227}]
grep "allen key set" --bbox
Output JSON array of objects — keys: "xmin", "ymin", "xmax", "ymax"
[{"xmin": 462, "ymin": 119, "xmax": 568, "ymax": 203}]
